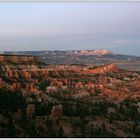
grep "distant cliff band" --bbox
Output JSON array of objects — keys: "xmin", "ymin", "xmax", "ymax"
[{"xmin": 0, "ymin": 54, "xmax": 40, "ymax": 63}]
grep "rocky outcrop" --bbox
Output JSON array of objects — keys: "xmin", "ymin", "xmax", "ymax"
[
  {"xmin": 0, "ymin": 78, "xmax": 3, "ymax": 88},
  {"xmin": 26, "ymin": 104, "xmax": 35, "ymax": 120},
  {"xmin": 51, "ymin": 104, "xmax": 63, "ymax": 119},
  {"xmin": 86, "ymin": 64, "xmax": 119, "ymax": 74}
]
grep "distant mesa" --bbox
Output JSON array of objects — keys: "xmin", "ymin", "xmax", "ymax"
[
  {"xmin": 73, "ymin": 49, "xmax": 113, "ymax": 56},
  {"xmin": 4, "ymin": 49, "xmax": 113, "ymax": 56}
]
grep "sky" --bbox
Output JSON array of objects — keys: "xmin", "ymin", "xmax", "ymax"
[{"xmin": 0, "ymin": 3, "xmax": 140, "ymax": 56}]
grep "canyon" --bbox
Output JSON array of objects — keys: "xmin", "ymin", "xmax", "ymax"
[{"xmin": 0, "ymin": 54, "xmax": 140, "ymax": 137}]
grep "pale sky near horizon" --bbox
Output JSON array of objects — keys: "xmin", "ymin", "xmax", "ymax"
[{"xmin": 0, "ymin": 3, "xmax": 140, "ymax": 56}]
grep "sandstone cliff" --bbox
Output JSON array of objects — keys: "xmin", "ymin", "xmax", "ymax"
[{"xmin": 84, "ymin": 64, "xmax": 119, "ymax": 75}]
